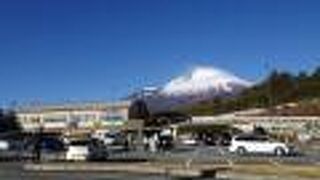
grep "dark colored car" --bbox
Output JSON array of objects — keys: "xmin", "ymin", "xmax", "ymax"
[
  {"xmin": 88, "ymin": 139, "xmax": 109, "ymax": 161},
  {"xmin": 202, "ymin": 133, "xmax": 231, "ymax": 146},
  {"xmin": 158, "ymin": 135, "xmax": 174, "ymax": 151},
  {"xmin": 26, "ymin": 136, "xmax": 66, "ymax": 161},
  {"xmin": 203, "ymin": 135, "xmax": 219, "ymax": 146},
  {"xmin": 0, "ymin": 136, "xmax": 65, "ymax": 162}
]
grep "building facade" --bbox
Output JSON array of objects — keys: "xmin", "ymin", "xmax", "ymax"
[
  {"xmin": 191, "ymin": 108, "xmax": 320, "ymax": 139},
  {"xmin": 15, "ymin": 101, "xmax": 132, "ymax": 133}
]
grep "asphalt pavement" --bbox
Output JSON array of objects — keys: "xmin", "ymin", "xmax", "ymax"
[
  {"xmin": 0, "ymin": 144, "xmax": 319, "ymax": 180},
  {"xmin": 107, "ymin": 145, "xmax": 320, "ymax": 165},
  {"xmin": 0, "ymin": 162, "xmax": 227, "ymax": 180}
]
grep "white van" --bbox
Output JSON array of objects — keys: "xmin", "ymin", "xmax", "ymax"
[{"xmin": 229, "ymin": 134, "xmax": 290, "ymax": 156}]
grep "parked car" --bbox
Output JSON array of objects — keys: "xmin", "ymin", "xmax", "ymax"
[
  {"xmin": 158, "ymin": 135, "xmax": 174, "ymax": 150},
  {"xmin": 229, "ymin": 134, "xmax": 290, "ymax": 156},
  {"xmin": 66, "ymin": 140, "xmax": 90, "ymax": 161},
  {"xmin": 92, "ymin": 131, "xmax": 125, "ymax": 146},
  {"xmin": 203, "ymin": 135, "xmax": 218, "ymax": 146},
  {"xmin": 179, "ymin": 135, "xmax": 199, "ymax": 146},
  {"xmin": 102, "ymin": 133, "xmax": 117, "ymax": 145},
  {"xmin": 0, "ymin": 136, "xmax": 65, "ymax": 161},
  {"xmin": 24, "ymin": 136, "xmax": 66, "ymax": 161},
  {"xmin": 0, "ymin": 140, "xmax": 9, "ymax": 151},
  {"xmin": 87, "ymin": 139, "xmax": 109, "ymax": 161},
  {"xmin": 0, "ymin": 140, "xmax": 20, "ymax": 161},
  {"xmin": 66, "ymin": 139, "xmax": 108, "ymax": 161}
]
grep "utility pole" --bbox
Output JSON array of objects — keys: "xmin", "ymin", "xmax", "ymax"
[
  {"xmin": 262, "ymin": 59, "xmax": 275, "ymax": 136},
  {"xmin": 264, "ymin": 60, "xmax": 274, "ymax": 109}
]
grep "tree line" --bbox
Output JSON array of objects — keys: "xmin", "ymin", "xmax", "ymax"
[
  {"xmin": 180, "ymin": 66, "xmax": 320, "ymax": 115},
  {"xmin": 0, "ymin": 109, "xmax": 21, "ymax": 135}
]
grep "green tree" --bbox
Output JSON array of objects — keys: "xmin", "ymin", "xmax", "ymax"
[
  {"xmin": 312, "ymin": 66, "xmax": 320, "ymax": 78},
  {"xmin": 0, "ymin": 109, "xmax": 21, "ymax": 133},
  {"xmin": 178, "ymin": 66, "xmax": 320, "ymax": 116}
]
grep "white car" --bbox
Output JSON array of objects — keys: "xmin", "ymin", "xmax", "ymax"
[
  {"xmin": 102, "ymin": 133, "xmax": 117, "ymax": 145},
  {"xmin": 179, "ymin": 135, "xmax": 198, "ymax": 146},
  {"xmin": 0, "ymin": 140, "xmax": 9, "ymax": 151},
  {"xmin": 229, "ymin": 134, "xmax": 290, "ymax": 156},
  {"xmin": 66, "ymin": 140, "xmax": 89, "ymax": 161},
  {"xmin": 92, "ymin": 131, "xmax": 119, "ymax": 146},
  {"xmin": 181, "ymin": 138, "xmax": 198, "ymax": 146}
]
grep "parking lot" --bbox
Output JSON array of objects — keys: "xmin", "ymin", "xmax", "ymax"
[
  {"xmin": 0, "ymin": 163, "xmax": 171, "ymax": 180},
  {"xmin": 1, "ymin": 139, "xmax": 319, "ymax": 165},
  {"xmin": 103, "ymin": 145, "xmax": 320, "ymax": 166},
  {"xmin": 0, "ymin": 144, "xmax": 319, "ymax": 180}
]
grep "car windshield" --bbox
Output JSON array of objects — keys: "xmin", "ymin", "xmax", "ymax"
[
  {"xmin": 235, "ymin": 135, "xmax": 269, "ymax": 142},
  {"xmin": 105, "ymin": 134, "xmax": 116, "ymax": 138},
  {"xmin": 41, "ymin": 137, "xmax": 65, "ymax": 150},
  {"xmin": 69, "ymin": 140, "xmax": 90, "ymax": 146},
  {"xmin": 255, "ymin": 136, "xmax": 269, "ymax": 142}
]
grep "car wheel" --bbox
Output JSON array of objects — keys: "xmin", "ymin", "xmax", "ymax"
[
  {"xmin": 274, "ymin": 147, "xmax": 285, "ymax": 156},
  {"xmin": 236, "ymin": 147, "xmax": 246, "ymax": 155}
]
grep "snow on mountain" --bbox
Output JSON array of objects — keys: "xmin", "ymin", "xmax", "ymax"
[
  {"xmin": 129, "ymin": 66, "xmax": 252, "ymax": 113},
  {"xmin": 162, "ymin": 66, "xmax": 252, "ymax": 96}
]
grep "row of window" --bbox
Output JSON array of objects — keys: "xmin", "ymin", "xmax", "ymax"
[{"xmin": 20, "ymin": 114, "xmax": 126, "ymax": 124}]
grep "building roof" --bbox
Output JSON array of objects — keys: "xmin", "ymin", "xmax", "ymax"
[
  {"xmin": 15, "ymin": 101, "xmax": 132, "ymax": 114},
  {"xmin": 192, "ymin": 107, "xmax": 320, "ymax": 124}
]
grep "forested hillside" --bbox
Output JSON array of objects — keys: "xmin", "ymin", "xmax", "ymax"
[{"xmin": 179, "ymin": 66, "xmax": 320, "ymax": 115}]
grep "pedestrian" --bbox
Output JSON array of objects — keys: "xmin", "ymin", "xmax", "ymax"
[{"xmin": 143, "ymin": 136, "xmax": 149, "ymax": 151}]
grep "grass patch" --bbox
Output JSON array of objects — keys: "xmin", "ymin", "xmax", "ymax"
[{"xmin": 232, "ymin": 164, "xmax": 320, "ymax": 179}]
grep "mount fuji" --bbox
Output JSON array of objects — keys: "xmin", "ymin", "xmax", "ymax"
[
  {"xmin": 129, "ymin": 66, "xmax": 252, "ymax": 113},
  {"xmin": 162, "ymin": 66, "xmax": 251, "ymax": 96}
]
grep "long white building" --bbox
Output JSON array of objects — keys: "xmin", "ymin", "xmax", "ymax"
[
  {"xmin": 192, "ymin": 108, "xmax": 320, "ymax": 137},
  {"xmin": 15, "ymin": 101, "xmax": 132, "ymax": 133}
]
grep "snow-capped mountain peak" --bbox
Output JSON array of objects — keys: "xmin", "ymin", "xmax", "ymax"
[
  {"xmin": 128, "ymin": 66, "xmax": 252, "ymax": 113},
  {"xmin": 162, "ymin": 66, "xmax": 252, "ymax": 95}
]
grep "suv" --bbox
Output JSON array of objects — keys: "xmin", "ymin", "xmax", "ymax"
[{"xmin": 229, "ymin": 134, "xmax": 290, "ymax": 156}]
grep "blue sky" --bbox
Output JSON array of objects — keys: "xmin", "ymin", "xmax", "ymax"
[{"xmin": 0, "ymin": 0, "xmax": 319, "ymax": 106}]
